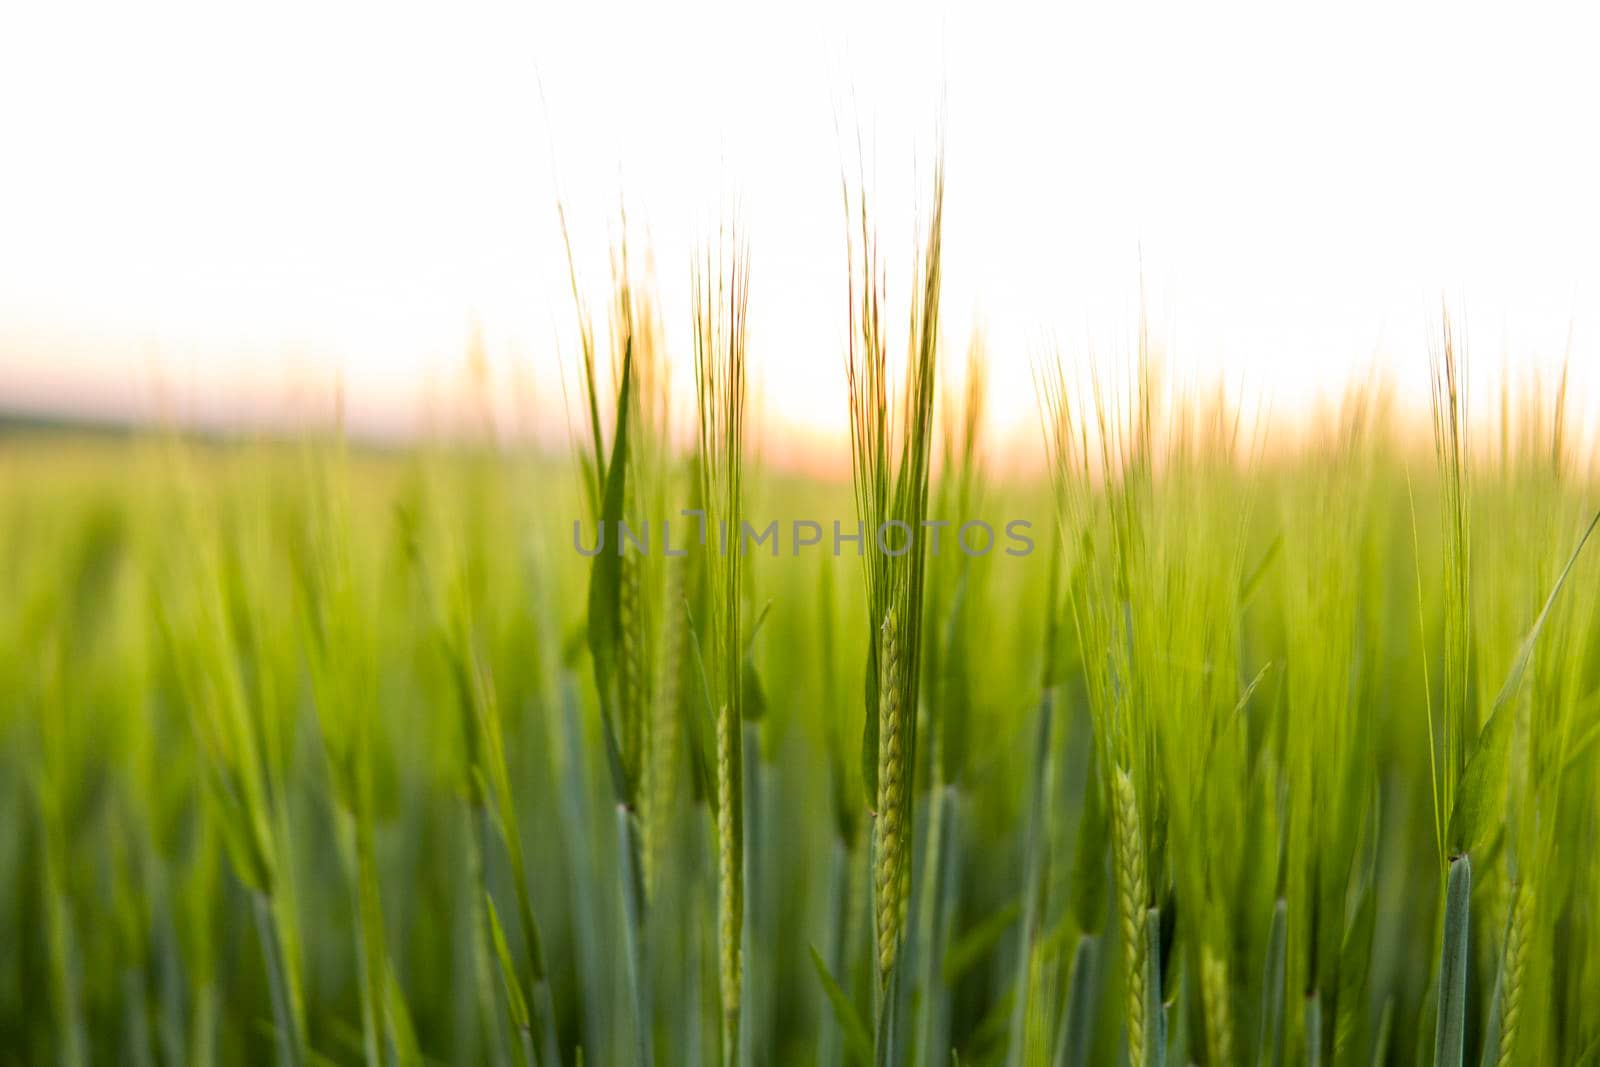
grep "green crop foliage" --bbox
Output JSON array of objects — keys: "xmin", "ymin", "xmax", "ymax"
[{"xmin": 4, "ymin": 181, "xmax": 1600, "ymax": 1067}]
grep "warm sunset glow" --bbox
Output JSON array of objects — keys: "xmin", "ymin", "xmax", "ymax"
[{"xmin": 3, "ymin": 0, "xmax": 1598, "ymax": 463}]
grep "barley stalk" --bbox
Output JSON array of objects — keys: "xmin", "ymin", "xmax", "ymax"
[
  {"xmin": 1112, "ymin": 766, "xmax": 1148, "ymax": 1067},
  {"xmin": 637, "ymin": 735, "xmax": 658, "ymax": 900},
  {"xmin": 874, "ymin": 606, "xmax": 905, "ymax": 983},
  {"xmin": 620, "ymin": 539, "xmax": 644, "ymax": 760},
  {"xmin": 1434, "ymin": 853, "xmax": 1471, "ymax": 1067},
  {"xmin": 1054, "ymin": 934, "xmax": 1099, "ymax": 1067},
  {"xmin": 716, "ymin": 701, "xmax": 744, "ymax": 1060},
  {"xmin": 692, "ymin": 222, "xmax": 750, "ymax": 1065},
  {"xmin": 643, "ymin": 555, "xmax": 687, "ymax": 901}
]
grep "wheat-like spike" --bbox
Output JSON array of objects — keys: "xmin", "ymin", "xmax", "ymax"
[
  {"xmin": 716, "ymin": 700, "xmax": 742, "ymax": 1054},
  {"xmin": 1112, "ymin": 766, "xmax": 1148, "ymax": 1067},
  {"xmin": 619, "ymin": 542, "xmax": 643, "ymax": 766},
  {"xmin": 637, "ymin": 746, "xmax": 656, "ymax": 902},
  {"xmin": 620, "ymin": 536, "xmax": 653, "ymax": 917},
  {"xmin": 642, "ymin": 555, "xmax": 686, "ymax": 902},
  {"xmin": 874, "ymin": 606, "xmax": 905, "ymax": 983},
  {"xmin": 1201, "ymin": 943, "xmax": 1233, "ymax": 1067},
  {"xmin": 1499, "ymin": 879, "xmax": 1533, "ymax": 1064}
]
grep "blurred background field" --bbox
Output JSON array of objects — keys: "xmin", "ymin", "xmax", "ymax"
[{"xmin": 3, "ymin": 360, "xmax": 1599, "ymax": 1065}]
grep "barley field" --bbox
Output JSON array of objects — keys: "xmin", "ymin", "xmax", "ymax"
[{"xmin": 4, "ymin": 188, "xmax": 1600, "ymax": 1067}]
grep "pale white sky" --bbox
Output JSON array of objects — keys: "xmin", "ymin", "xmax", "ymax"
[{"xmin": 1, "ymin": 0, "xmax": 1597, "ymax": 463}]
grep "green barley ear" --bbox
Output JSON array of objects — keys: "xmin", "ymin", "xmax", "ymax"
[
  {"xmin": 715, "ymin": 700, "xmax": 743, "ymax": 1059},
  {"xmin": 1428, "ymin": 308, "xmax": 1472, "ymax": 850},
  {"xmin": 619, "ymin": 529, "xmax": 643, "ymax": 760},
  {"xmin": 691, "ymin": 221, "xmax": 751, "ymax": 1065},
  {"xmin": 1490, "ymin": 879, "xmax": 1532, "ymax": 1066},
  {"xmin": 843, "ymin": 129, "xmax": 944, "ymax": 1064},
  {"xmin": 873, "ymin": 605, "xmax": 906, "ymax": 982},
  {"xmin": 584, "ymin": 335, "xmax": 639, "ymax": 803},
  {"xmin": 1112, "ymin": 766, "xmax": 1150, "ymax": 1067},
  {"xmin": 642, "ymin": 553, "xmax": 688, "ymax": 901}
]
